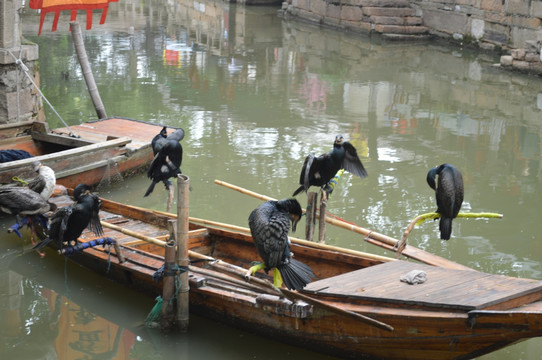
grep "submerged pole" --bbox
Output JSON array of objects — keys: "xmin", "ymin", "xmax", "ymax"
[
  {"xmin": 176, "ymin": 174, "xmax": 190, "ymax": 332},
  {"xmin": 69, "ymin": 21, "xmax": 107, "ymax": 119},
  {"xmin": 161, "ymin": 235, "xmax": 176, "ymax": 331}
]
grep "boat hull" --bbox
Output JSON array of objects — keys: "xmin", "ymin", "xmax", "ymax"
[
  {"xmin": 0, "ymin": 118, "xmax": 170, "ymax": 187},
  {"xmin": 34, "ymin": 195, "xmax": 542, "ymax": 360}
]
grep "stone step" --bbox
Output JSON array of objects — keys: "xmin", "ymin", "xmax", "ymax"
[
  {"xmin": 357, "ymin": 0, "xmax": 411, "ymax": 8},
  {"xmin": 381, "ymin": 33, "xmax": 433, "ymax": 41},
  {"xmin": 362, "ymin": 7, "xmax": 414, "ymax": 17},
  {"xmin": 374, "ymin": 24, "xmax": 429, "ymax": 34},
  {"xmin": 370, "ymin": 16, "xmax": 423, "ymax": 26}
]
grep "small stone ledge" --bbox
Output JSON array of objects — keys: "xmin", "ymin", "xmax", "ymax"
[
  {"xmin": 0, "ymin": 44, "xmax": 39, "ymax": 65},
  {"xmin": 499, "ymin": 41, "xmax": 542, "ymax": 75}
]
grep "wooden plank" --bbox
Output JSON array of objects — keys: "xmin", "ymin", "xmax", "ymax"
[
  {"xmin": 304, "ymin": 261, "xmax": 542, "ymax": 310},
  {"xmin": 0, "ymin": 137, "xmax": 131, "ymax": 171},
  {"xmin": 31, "ymin": 131, "xmax": 96, "ymax": 147},
  {"xmin": 0, "ymin": 120, "xmax": 34, "ymax": 139}
]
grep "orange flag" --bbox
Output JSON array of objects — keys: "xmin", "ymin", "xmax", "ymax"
[{"xmin": 29, "ymin": 0, "xmax": 119, "ymax": 35}]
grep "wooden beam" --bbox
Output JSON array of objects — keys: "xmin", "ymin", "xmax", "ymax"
[
  {"xmin": 31, "ymin": 132, "xmax": 96, "ymax": 147},
  {"xmin": 0, "ymin": 137, "xmax": 131, "ymax": 171}
]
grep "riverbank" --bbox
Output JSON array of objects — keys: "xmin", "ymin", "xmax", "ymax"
[{"xmin": 278, "ymin": 0, "xmax": 542, "ymax": 76}]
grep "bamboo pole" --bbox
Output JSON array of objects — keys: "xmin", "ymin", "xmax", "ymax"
[
  {"xmin": 161, "ymin": 232, "xmax": 176, "ymax": 332},
  {"xmin": 214, "ymin": 179, "xmax": 399, "ymax": 245},
  {"xmin": 305, "ymin": 192, "xmax": 317, "ymax": 241},
  {"xmin": 69, "ymin": 22, "xmax": 107, "ymax": 119},
  {"xmin": 395, "ymin": 212, "xmax": 504, "ymax": 257},
  {"xmin": 176, "ymin": 174, "xmax": 190, "ymax": 332},
  {"xmin": 318, "ymin": 190, "xmax": 328, "ymax": 244}
]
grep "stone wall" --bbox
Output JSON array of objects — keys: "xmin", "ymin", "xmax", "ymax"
[
  {"xmin": 0, "ymin": 0, "xmax": 43, "ymax": 124},
  {"xmin": 280, "ymin": 0, "xmax": 542, "ymax": 75}
]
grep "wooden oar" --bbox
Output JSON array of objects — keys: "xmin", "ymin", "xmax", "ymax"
[
  {"xmin": 100, "ymin": 221, "xmax": 393, "ymax": 332},
  {"xmin": 213, "ymin": 179, "xmax": 472, "ymax": 270}
]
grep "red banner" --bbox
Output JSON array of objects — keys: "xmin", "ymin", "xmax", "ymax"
[{"xmin": 29, "ymin": 0, "xmax": 119, "ymax": 35}]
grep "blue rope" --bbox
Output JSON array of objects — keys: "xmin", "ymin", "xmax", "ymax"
[{"xmin": 60, "ymin": 237, "xmax": 116, "ymax": 256}]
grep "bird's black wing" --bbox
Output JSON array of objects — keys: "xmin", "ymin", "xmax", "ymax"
[
  {"xmin": 50, "ymin": 206, "xmax": 73, "ymax": 244},
  {"xmin": 293, "ymin": 154, "xmax": 313, "ymax": 196},
  {"xmin": 248, "ymin": 205, "xmax": 290, "ymax": 269},
  {"xmin": 341, "ymin": 141, "xmax": 368, "ymax": 178},
  {"xmin": 27, "ymin": 174, "xmax": 46, "ymax": 195},
  {"xmin": 261, "ymin": 213, "xmax": 291, "ymax": 268},
  {"xmin": 88, "ymin": 194, "xmax": 104, "ymax": 237},
  {"xmin": 167, "ymin": 129, "xmax": 185, "ymax": 143},
  {"xmin": 0, "ymin": 187, "xmax": 48, "ymax": 214}
]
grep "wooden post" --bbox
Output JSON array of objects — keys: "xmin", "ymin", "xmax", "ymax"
[
  {"xmin": 70, "ymin": 21, "xmax": 108, "ymax": 119},
  {"xmin": 112, "ymin": 240, "xmax": 126, "ymax": 263},
  {"xmin": 176, "ymin": 174, "xmax": 190, "ymax": 332},
  {"xmin": 160, "ymin": 233, "xmax": 176, "ymax": 332},
  {"xmin": 318, "ymin": 189, "xmax": 328, "ymax": 243},
  {"xmin": 305, "ymin": 192, "xmax": 317, "ymax": 241}
]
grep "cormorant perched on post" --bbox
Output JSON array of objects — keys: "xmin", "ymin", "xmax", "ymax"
[
  {"xmin": 293, "ymin": 135, "xmax": 368, "ymax": 196},
  {"xmin": 246, "ymin": 198, "xmax": 314, "ymax": 291},
  {"xmin": 144, "ymin": 126, "xmax": 185, "ymax": 197},
  {"xmin": 33, "ymin": 184, "xmax": 103, "ymax": 250},
  {"xmin": 426, "ymin": 163, "xmax": 464, "ymax": 240}
]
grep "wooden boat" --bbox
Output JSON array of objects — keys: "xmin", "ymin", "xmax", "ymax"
[
  {"xmin": 0, "ymin": 118, "xmax": 167, "ymax": 188},
  {"xmin": 42, "ymin": 193, "xmax": 542, "ymax": 360}
]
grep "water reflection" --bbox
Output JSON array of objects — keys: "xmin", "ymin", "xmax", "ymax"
[
  {"xmin": 15, "ymin": 0, "xmax": 542, "ymax": 358},
  {"xmin": 0, "ymin": 242, "xmax": 146, "ymax": 360}
]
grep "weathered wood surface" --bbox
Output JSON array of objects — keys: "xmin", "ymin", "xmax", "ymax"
[{"xmin": 304, "ymin": 261, "xmax": 542, "ymax": 311}]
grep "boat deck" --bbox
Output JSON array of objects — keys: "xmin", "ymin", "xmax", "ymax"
[
  {"xmin": 53, "ymin": 118, "xmax": 169, "ymax": 151},
  {"xmin": 304, "ymin": 261, "xmax": 542, "ymax": 311}
]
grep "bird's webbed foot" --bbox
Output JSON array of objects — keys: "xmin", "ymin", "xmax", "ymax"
[
  {"xmin": 245, "ymin": 262, "xmax": 265, "ymax": 281},
  {"xmin": 272, "ymin": 268, "xmax": 283, "ymax": 288}
]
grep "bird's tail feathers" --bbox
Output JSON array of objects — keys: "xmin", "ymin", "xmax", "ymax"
[
  {"xmin": 277, "ymin": 258, "xmax": 314, "ymax": 291},
  {"xmin": 292, "ymin": 185, "xmax": 306, "ymax": 197},
  {"xmin": 144, "ymin": 182, "xmax": 156, "ymax": 197},
  {"xmin": 439, "ymin": 217, "xmax": 452, "ymax": 240}
]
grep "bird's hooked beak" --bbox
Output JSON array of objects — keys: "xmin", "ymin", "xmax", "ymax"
[
  {"xmin": 334, "ymin": 135, "xmax": 344, "ymax": 145},
  {"xmin": 290, "ymin": 214, "xmax": 301, "ymax": 233}
]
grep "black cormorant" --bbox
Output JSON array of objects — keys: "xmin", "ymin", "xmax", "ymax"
[
  {"xmin": 247, "ymin": 198, "xmax": 314, "ymax": 291},
  {"xmin": 144, "ymin": 126, "xmax": 185, "ymax": 197},
  {"xmin": 293, "ymin": 135, "xmax": 368, "ymax": 196},
  {"xmin": 33, "ymin": 184, "xmax": 103, "ymax": 250},
  {"xmin": 426, "ymin": 163, "xmax": 464, "ymax": 240}
]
